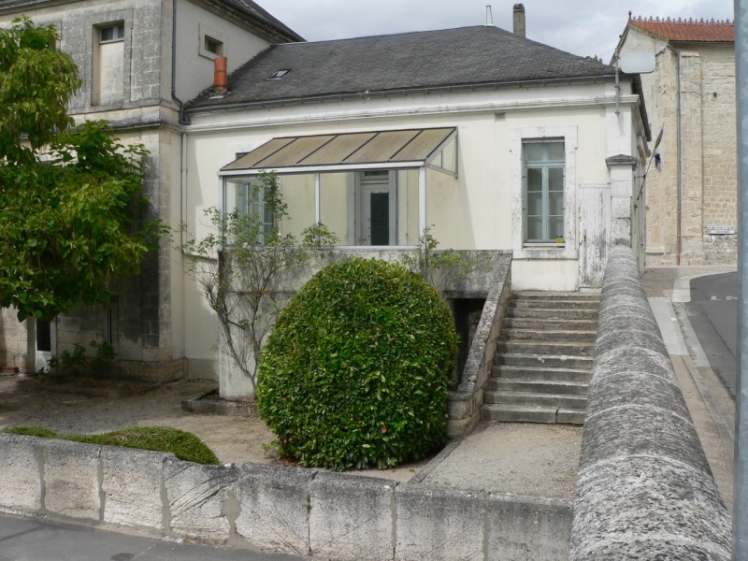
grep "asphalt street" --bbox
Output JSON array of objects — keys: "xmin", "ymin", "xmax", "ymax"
[
  {"xmin": 0, "ymin": 515, "xmax": 303, "ymax": 561},
  {"xmin": 686, "ymin": 272, "xmax": 738, "ymax": 397}
]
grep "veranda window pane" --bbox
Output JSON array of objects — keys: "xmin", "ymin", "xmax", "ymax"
[
  {"xmin": 527, "ymin": 168, "xmax": 542, "ymax": 191},
  {"xmin": 319, "ymin": 172, "xmax": 350, "ymax": 244},
  {"xmin": 549, "ymin": 191, "xmax": 564, "ymax": 216},
  {"xmin": 524, "ymin": 143, "xmax": 544, "ymax": 163}
]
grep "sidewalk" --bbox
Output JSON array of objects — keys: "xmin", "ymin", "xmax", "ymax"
[{"xmin": 642, "ymin": 265, "xmax": 737, "ymax": 514}]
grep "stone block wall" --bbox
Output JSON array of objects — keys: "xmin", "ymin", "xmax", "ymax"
[
  {"xmin": 638, "ymin": 37, "xmax": 737, "ymax": 266},
  {"xmin": 0, "ymin": 433, "xmax": 572, "ymax": 561}
]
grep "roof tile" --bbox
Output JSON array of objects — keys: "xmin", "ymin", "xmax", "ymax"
[{"xmin": 628, "ymin": 14, "xmax": 734, "ymax": 43}]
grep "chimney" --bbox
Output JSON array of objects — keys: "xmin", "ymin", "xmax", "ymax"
[
  {"xmin": 513, "ymin": 4, "xmax": 526, "ymax": 38},
  {"xmin": 214, "ymin": 56, "xmax": 227, "ymax": 94},
  {"xmin": 485, "ymin": 5, "xmax": 493, "ymax": 26}
]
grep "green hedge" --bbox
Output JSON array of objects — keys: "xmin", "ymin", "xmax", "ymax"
[{"xmin": 256, "ymin": 258, "xmax": 458, "ymax": 470}]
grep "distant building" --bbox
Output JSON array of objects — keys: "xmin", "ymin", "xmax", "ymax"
[{"xmin": 615, "ymin": 14, "xmax": 736, "ymax": 265}]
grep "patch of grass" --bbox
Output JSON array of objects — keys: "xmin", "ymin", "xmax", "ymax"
[
  {"xmin": 4, "ymin": 426, "xmax": 58, "ymax": 438},
  {"xmin": 3, "ymin": 425, "xmax": 219, "ymax": 465}
]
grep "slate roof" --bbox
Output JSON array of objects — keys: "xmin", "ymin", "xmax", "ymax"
[
  {"xmin": 628, "ymin": 15, "xmax": 734, "ymax": 43},
  {"xmin": 188, "ymin": 25, "xmax": 616, "ymax": 110}
]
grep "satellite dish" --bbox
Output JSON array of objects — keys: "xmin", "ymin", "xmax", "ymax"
[{"xmin": 620, "ymin": 50, "xmax": 655, "ymax": 74}]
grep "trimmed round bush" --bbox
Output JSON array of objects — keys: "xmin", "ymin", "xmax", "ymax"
[{"xmin": 256, "ymin": 258, "xmax": 458, "ymax": 471}]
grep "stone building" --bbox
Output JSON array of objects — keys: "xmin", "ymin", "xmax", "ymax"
[
  {"xmin": 0, "ymin": 0, "xmax": 302, "ymax": 375},
  {"xmin": 615, "ymin": 14, "xmax": 737, "ymax": 265}
]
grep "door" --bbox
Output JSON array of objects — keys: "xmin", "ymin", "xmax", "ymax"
[
  {"xmin": 35, "ymin": 319, "xmax": 52, "ymax": 372},
  {"xmin": 578, "ymin": 184, "xmax": 610, "ymax": 288},
  {"xmin": 356, "ymin": 171, "xmax": 397, "ymax": 245}
]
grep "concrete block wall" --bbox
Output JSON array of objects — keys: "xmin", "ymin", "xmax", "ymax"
[
  {"xmin": 448, "ymin": 257, "xmax": 511, "ymax": 437},
  {"xmin": 570, "ymin": 246, "xmax": 731, "ymax": 560},
  {"xmin": 0, "ymin": 432, "xmax": 571, "ymax": 561}
]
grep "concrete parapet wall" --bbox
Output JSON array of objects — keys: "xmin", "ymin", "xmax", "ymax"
[
  {"xmin": 447, "ymin": 256, "xmax": 511, "ymax": 436},
  {"xmin": 0, "ymin": 433, "xmax": 570, "ymax": 560},
  {"xmin": 570, "ymin": 246, "xmax": 731, "ymax": 560}
]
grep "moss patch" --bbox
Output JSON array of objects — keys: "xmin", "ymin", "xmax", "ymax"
[{"xmin": 4, "ymin": 425, "xmax": 219, "ymax": 465}]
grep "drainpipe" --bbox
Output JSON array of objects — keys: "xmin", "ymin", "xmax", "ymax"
[
  {"xmin": 171, "ymin": 0, "xmax": 189, "ymax": 126},
  {"xmin": 669, "ymin": 44, "xmax": 683, "ymax": 265}
]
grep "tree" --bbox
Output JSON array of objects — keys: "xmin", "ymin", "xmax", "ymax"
[
  {"xmin": 183, "ymin": 172, "xmax": 337, "ymax": 393},
  {"xmin": 0, "ymin": 18, "xmax": 155, "ymax": 321}
]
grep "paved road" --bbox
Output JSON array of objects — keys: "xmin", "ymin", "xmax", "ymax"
[
  {"xmin": 0, "ymin": 515, "xmax": 302, "ymax": 561},
  {"xmin": 686, "ymin": 272, "xmax": 737, "ymax": 397}
]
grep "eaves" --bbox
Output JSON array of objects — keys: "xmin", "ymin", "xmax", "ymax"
[{"xmin": 188, "ymin": 73, "xmax": 620, "ymax": 117}]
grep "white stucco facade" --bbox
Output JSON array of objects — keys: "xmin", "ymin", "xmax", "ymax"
[{"xmin": 176, "ymin": 77, "xmax": 649, "ymax": 377}]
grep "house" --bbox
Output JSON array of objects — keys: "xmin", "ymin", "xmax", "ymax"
[
  {"xmin": 614, "ymin": 14, "xmax": 736, "ymax": 265},
  {"xmin": 180, "ymin": 11, "xmax": 652, "ymax": 390},
  {"xmin": 0, "ymin": 0, "xmax": 302, "ymax": 375}
]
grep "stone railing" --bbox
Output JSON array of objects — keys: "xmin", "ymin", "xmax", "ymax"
[{"xmin": 570, "ymin": 246, "xmax": 731, "ymax": 560}]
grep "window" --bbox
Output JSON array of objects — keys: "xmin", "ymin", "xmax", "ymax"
[
  {"xmin": 523, "ymin": 141, "xmax": 565, "ymax": 243},
  {"xmin": 269, "ymin": 69, "xmax": 291, "ymax": 79},
  {"xmin": 92, "ymin": 22, "xmax": 125, "ymax": 106},
  {"xmin": 225, "ymin": 178, "xmax": 276, "ymax": 245},
  {"xmin": 99, "ymin": 24, "xmax": 124, "ymax": 43},
  {"xmin": 204, "ymin": 35, "xmax": 223, "ymax": 56}
]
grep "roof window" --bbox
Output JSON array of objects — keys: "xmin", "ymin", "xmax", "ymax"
[{"xmin": 270, "ymin": 69, "xmax": 291, "ymax": 79}]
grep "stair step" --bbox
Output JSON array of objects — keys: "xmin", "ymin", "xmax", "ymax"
[
  {"xmin": 488, "ymin": 378, "xmax": 588, "ymax": 394},
  {"xmin": 480, "ymin": 404, "xmax": 585, "ymax": 425},
  {"xmin": 484, "ymin": 391, "xmax": 587, "ymax": 408},
  {"xmin": 512, "ymin": 290, "xmax": 600, "ymax": 302},
  {"xmin": 509, "ymin": 299, "xmax": 600, "ymax": 310},
  {"xmin": 498, "ymin": 340, "xmax": 596, "ymax": 357},
  {"xmin": 491, "ymin": 365, "xmax": 591, "ymax": 382},
  {"xmin": 505, "ymin": 307, "xmax": 599, "ymax": 320},
  {"xmin": 503, "ymin": 317, "xmax": 598, "ymax": 330},
  {"xmin": 500, "ymin": 328, "xmax": 597, "ymax": 343},
  {"xmin": 495, "ymin": 353, "xmax": 593, "ymax": 369}
]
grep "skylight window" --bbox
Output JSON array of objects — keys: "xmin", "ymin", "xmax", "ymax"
[{"xmin": 270, "ymin": 69, "xmax": 291, "ymax": 79}]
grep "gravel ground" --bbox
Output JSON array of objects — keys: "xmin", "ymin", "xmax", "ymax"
[{"xmin": 0, "ymin": 374, "xmax": 581, "ymax": 496}]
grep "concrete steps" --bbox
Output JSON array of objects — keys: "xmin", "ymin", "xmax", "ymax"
[{"xmin": 481, "ymin": 291, "xmax": 599, "ymax": 425}]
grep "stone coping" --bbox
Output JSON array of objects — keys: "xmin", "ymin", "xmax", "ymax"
[{"xmin": 570, "ymin": 246, "xmax": 731, "ymax": 561}]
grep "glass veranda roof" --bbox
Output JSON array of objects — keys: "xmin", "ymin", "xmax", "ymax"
[{"xmin": 221, "ymin": 127, "xmax": 457, "ymax": 173}]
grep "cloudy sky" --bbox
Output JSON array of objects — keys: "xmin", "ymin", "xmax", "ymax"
[{"xmin": 264, "ymin": 0, "xmax": 734, "ymax": 62}]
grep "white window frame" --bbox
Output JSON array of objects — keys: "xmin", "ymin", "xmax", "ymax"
[
  {"xmin": 523, "ymin": 140, "xmax": 565, "ymax": 243},
  {"xmin": 511, "ymin": 126, "xmax": 577, "ymax": 260},
  {"xmin": 99, "ymin": 24, "xmax": 124, "ymax": 44}
]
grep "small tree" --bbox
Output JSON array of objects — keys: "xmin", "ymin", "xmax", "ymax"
[
  {"xmin": 183, "ymin": 172, "xmax": 336, "ymax": 393},
  {"xmin": 0, "ymin": 18, "xmax": 155, "ymax": 322}
]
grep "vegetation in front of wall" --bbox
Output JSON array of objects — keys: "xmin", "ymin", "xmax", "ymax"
[
  {"xmin": 182, "ymin": 171, "xmax": 338, "ymax": 394},
  {"xmin": 0, "ymin": 18, "xmax": 161, "ymax": 323},
  {"xmin": 44, "ymin": 340, "xmax": 116, "ymax": 377},
  {"xmin": 400, "ymin": 227, "xmax": 491, "ymax": 294},
  {"xmin": 256, "ymin": 258, "xmax": 459, "ymax": 471},
  {"xmin": 4, "ymin": 425, "xmax": 219, "ymax": 465}
]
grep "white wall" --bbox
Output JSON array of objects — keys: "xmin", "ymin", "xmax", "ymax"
[{"xmin": 174, "ymin": 0, "xmax": 273, "ymax": 103}]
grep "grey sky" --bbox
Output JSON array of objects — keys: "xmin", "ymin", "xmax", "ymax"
[{"xmin": 263, "ymin": 0, "xmax": 733, "ymax": 62}]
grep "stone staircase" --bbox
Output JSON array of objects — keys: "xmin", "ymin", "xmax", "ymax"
[{"xmin": 480, "ymin": 291, "xmax": 600, "ymax": 425}]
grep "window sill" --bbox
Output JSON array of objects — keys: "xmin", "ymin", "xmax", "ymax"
[{"xmin": 522, "ymin": 243, "xmax": 565, "ymax": 249}]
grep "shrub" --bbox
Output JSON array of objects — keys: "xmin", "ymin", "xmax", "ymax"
[
  {"xmin": 4, "ymin": 425, "xmax": 219, "ymax": 465},
  {"xmin": 256, "ymin": 258, "xmax": 458, "ymax": 470}
]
